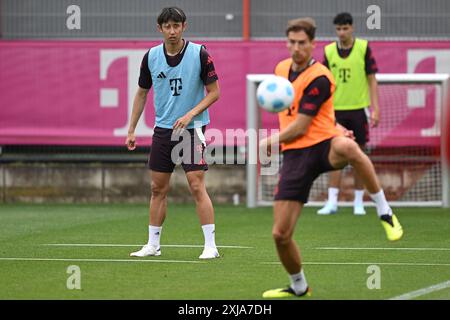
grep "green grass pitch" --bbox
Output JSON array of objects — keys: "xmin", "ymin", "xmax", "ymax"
[{"xmin": 0, "ymin": 203, "xmax": 449, "ymax": 300}]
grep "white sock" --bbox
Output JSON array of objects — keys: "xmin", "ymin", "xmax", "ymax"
[
  {"xmin": 289, "ymin": 269, "xmax": 308, "ymax": 294},
  {"xmin": 328, "ymin": 187, "xmax": 339, "ymax": 205},
  {"xmin": 148, "ymin": 225, "xmax": 162, "ymax": 248},
  {"xmin": 201, "ymin": 224, "xmax": 217, "ymax": 249},
  {"xmin": 354, "ymin": 189, "xmax": 365, "ymax": 207},
  {"xmin": 369, "ymin": 190, "xmax": 392, "ymax": 217}
]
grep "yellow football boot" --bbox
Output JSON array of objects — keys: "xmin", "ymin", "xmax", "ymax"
[
  {"xmin": 262, "ymin": 287, "xmax": 311, "ymax": 299},
  {"xmin": 381, "ymin": 214, "xmax": 403, "ymax": 241}
]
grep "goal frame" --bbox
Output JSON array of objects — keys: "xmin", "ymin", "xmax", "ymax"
[{"xmin": 246, "ymin": 73, "xmax": 450, "ymax": 208}]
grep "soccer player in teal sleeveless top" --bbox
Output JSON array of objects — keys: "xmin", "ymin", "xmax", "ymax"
[{"xmin": 126, "ymin": 7, "xmax": 221, "ymax": 260}]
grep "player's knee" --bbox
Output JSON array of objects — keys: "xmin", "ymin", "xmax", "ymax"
[
  {"xmin": 341, "ymin": 140, "xmax": 362, "ymax": 161},
  {"xmin": 272, "ymin": 229, "xmax": 291, "ymax": 246},
  {"xmin": 188, "ymin": 179, "xmax": 205, "ymax": 198},
  {"xmin": 151, "ymin": 182, "xmax": 169, "ymax": 198}
]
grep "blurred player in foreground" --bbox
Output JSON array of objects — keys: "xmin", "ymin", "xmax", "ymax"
[
  {"xmin": 259, "ymin": 17, "xmax": 403, "ymax": 298},
  {"xmin": 126, "ymin": 7, "xmax": 220, "ymax": 259},
  {"xmin": 318, "ymin": 12, "xmax": 380, "ymax": 215}
]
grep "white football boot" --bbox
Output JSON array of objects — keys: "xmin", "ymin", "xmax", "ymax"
[
  {"xmin": 317, "ymin": 202, "xmax": 338, "ymax": 215},
  {"xmin": 353, "ymin": 205, "xmax": 366, "ymax": 215},
  {"xmin": 130, "ymin": 244, "xmax": 161, "ymax": 257},
  {"xmin": 199, "ymin": 247, "xmax": 220, "ymax": 259}
]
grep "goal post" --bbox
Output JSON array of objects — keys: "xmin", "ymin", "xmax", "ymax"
[{"xmin": 246, "ymin": 73, "xmax": 450, "ymax": 208}]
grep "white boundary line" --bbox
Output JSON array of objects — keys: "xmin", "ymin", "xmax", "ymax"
[
  {"xmin": 42, "ymin": 243, "xmax": 253, "ymax": 249},
  {"xmin": 0, "ymin": 257, "xmax": 204, "ymax": 264},
  {"xmin": 389, "ymin": 280, "xmax": 450, "ymax": 300},
  {"xmin": 313, "ymin": 247, "xmax": 450, "ymax": 251},
  {"xmin": 261, "ymin": 262, "xmax": 450, "ymax": 266}
]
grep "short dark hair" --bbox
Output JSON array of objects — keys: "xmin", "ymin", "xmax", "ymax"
[
  {"xmin": 333, "ymin": 12, "xmax": 353, "ymax": 25},
  {"xmin": 285, "ymin": 17, "xmax": 316, "ymax": 40},
  {"xmin": 157, "ymin": 7, "xmax": 186, "ymax": 26}
]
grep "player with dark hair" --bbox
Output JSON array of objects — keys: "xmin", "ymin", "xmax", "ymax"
[
  {"xmin": 318, "ymin": 12, "xmax": 380, "ymax": 215},
  {"xmin": 259, "ymin": 17, "xmax": 402, "ymax": 299},
  {"xmin": 126, "ymin": 7, "xmax": 221, "ymax": 259}
]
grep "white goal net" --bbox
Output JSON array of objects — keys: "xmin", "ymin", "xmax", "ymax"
[{"xmin": 246, "ymin": 73, "xmax": 450, "ymax": 208}]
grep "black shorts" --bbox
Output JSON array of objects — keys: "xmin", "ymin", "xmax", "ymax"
[
  {"xmin": 335, "ymin": 109, "xmax": 369, "ymax": 145},
  {"xmin": 148, "ymin": 126, "xmax": 208, "ymax": 173},
  {"xmin": 274, "ymin": 138, "xmax": 336, "ymax": 204}
]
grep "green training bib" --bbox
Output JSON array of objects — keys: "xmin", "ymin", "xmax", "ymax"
[{"xmin": 324, "ymin": 38, "xmax": 370, "ymax": 110}]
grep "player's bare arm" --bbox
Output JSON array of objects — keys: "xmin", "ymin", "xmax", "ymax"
[
  {"xmin": 173, "ymin": 80, "xmax": 220, "ymax": 130},
  {"xmin": 276, "ymin": 113, "xmax": 313, "ymax": 143},
  {"xmin": 368, "ymin": 73, "xmax": 380, "ymax": 128},
  {"xmin": 260, "ymin": 113, "xmax": 313, "ymax": 156},
  {"xmin": 126, "ymin": 87, "xmax": 150, "ymax": 150}
]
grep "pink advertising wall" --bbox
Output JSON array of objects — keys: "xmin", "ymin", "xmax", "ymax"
[{"xmin": 1, "ymin": 40, "xmax": 449, "ymax": 149}]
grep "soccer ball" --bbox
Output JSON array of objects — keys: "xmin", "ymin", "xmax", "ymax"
[{"xmin": 256, "ymin": 76, "xmax": 294, "ymax": 113}]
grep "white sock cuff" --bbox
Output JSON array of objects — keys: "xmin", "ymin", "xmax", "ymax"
[
  {"xmin": 369, "ymin": 189, "xmax": 391, "ymax": 217},
  {"xmin": 329, "ymin": 187, "xmax": 339, "ymax": 195},
  {"xmin": 201, "ymin": 224, "xmax": 215, "ymax": 231},
  {"xmin": 289, "ymin": 269, "xmax": 308, "ymax": 293},
  {"xmin": 149, "ymin": 225, "xmax": 162, "ymax": 232},
  {"xmin": 328, "ymin": 187, "xmax": 339, "ymax": 203},
  {"xmin": 148, "ymin": 225, "xmax": 162, "ymax": 247},
  {"xmin": 354, "ymin": 189, "xmax": 365, "ymax": 203},
  {"xmin": 289, "ymin": 269, "xmax": 305, "ymax": 280},
  {"xmin": 369, "ymin": 189, "xmax": 384, "ymax": 199},
  {"xmin": 201, "ymin": 224, "xmax": 216, "ymax": 249}
]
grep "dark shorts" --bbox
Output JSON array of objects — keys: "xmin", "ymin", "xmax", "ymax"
[
  {"xmin": 148, "ymin": 126, "xmax": 208, "ymax": 173},
  {"xmin": 335, "ymin": 109, "xmax": 369, "ymax": 145},
  {"xmin": 274, "ymin": 138, "xmax": 336, "ymax": 204}
]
